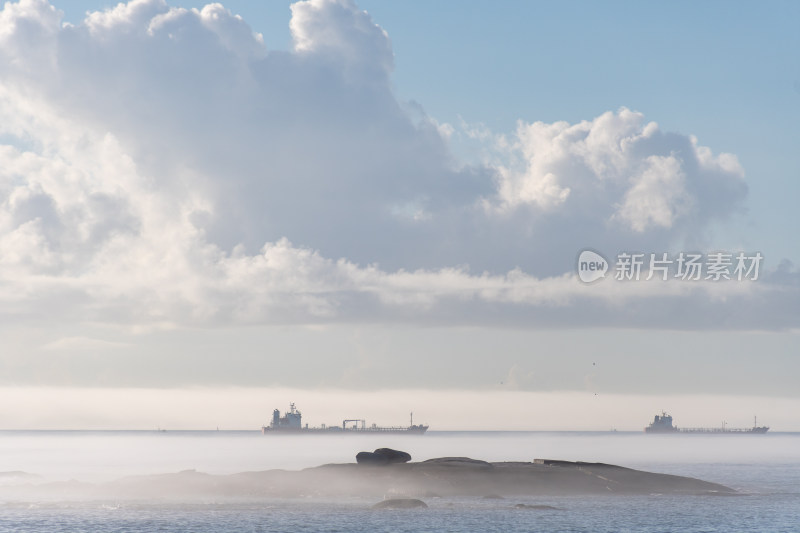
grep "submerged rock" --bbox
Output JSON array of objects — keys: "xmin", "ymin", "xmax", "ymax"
[
  {"xmin": 513, "ymin": 503, "xmax": 564, "ymax": 510},
  {"xmin": 372, "ymin": 498, "xmax": 428, "ymax": 509}
]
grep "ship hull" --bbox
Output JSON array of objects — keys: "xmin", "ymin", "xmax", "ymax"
[
  {"xmin": 644, "ymin": 427, "xmax": 678, "ymax": 434},
  {"xmin": 261, "ymin": 426, "xmax": 428, "ymax": 435},
  {"xmin": 645, "ymin": 426, "xmax": 769, "ymax": 434},
  {"xmin": 675, "ymin": 427, "xmax": 769, "ymax": 434}
]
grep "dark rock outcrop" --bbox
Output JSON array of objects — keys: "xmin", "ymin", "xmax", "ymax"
[
  {"xmin": 357, "ymin": 448, "xmax": 411, "ymax": 465},
  {"xmin": 318, "ymin": 457, "xmax": 734, "ymax": 498},
  {"xmin": 372, "ymin": 498, "xmax": 428, "ymax": 509},
  {"xmin": 356, "ymin": 451, "xmax": 389, "ymax": 465},
  {"xmin": 374, "ymin": 448, "xmax": 412, "ymax": 463}
]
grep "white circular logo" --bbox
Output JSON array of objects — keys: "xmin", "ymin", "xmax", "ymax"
[{"xmin": 576, "ymin": 249, "xmax": 608, "ymax": 283}]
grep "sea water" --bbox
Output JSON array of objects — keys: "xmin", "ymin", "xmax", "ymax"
[{"xmin": 0, "ymin": 431, "xmax": 798, "ymax": 532}]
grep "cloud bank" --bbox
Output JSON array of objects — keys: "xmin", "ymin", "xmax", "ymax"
[{"xmin": 0, "ymin": 0, "xmax": 797, "ymax": 331}]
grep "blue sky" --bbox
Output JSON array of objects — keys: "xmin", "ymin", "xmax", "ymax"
[{"xmin": 0, "ymin": 0, "xmax": 797, "ymax": 430}]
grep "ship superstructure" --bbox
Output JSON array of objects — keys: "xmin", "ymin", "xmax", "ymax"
[
  {"xmin": 262, "ymin": 403, "xmax": 429, "ymax": 434},
  {"xmin": 269, "ymin": 402, "xmax": 303, "ymax": 430},
  {"xmin": 645, "ymin": 412, "xmax": 679, "ymax": 433}
]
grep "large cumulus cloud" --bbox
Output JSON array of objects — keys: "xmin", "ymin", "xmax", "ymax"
[
  {"xmin": 0, "ymin": 0, "xmax": 796, "ymax": 331},
  {"xmin": 493, "ymin": 109, "xmax": 747, "ymax": 231}
]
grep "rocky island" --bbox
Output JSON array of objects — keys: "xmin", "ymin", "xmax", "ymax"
[
  {"xmin": 227, "ymin": 455, "xmax": 734, "ymax": 499},
  {"xmin": 1, "ymin": 449, "xmax": 735, "ymax": 502}
]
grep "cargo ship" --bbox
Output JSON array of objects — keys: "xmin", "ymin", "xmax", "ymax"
[
  {"xmin": 645, "ymin": 412, "xmax": 769, "ymax": 434},
  {"xmin": 261, "ymin": 403, "xmax": 429, "ymax": 434}
]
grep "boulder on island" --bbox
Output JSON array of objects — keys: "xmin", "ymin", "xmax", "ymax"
[
  {"xmin": 356, "ymin": 451, "xmax": 389, "ymax": 465},
  {"xmin": 356, "ymin": 448, "xmax": 411, "ymax": 465},
  {"xmin": 373, "ymin": 448, "xmax": 412, "ymax": 463}
]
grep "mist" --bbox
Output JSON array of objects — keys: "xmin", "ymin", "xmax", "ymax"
[{"xmin": 1, "ymin": 430, "xmax": 797, "ymax": 485}]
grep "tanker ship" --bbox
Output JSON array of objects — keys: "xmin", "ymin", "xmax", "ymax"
[
  {"xmin": 645, "ymin": 412, "xmax": 768, "ymax": 434},
  {"xmin": 261, "ymin": 403, "xmax": 429, "ymax": 434}
]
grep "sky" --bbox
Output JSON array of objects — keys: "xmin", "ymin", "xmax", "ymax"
[{"xmin": 0, "ymin": 0, "xmax": 798, "ymax": 430}]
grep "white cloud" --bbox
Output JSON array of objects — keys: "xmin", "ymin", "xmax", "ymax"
[
  {"xmin": 0, "ymin": 0, "xmax": 794, "ymax": 334},
  {"xmin": 290, "ymin": 0, "xmax": 392, "ymax": 77},
  {"xmin": 489, "ymin": 108, "xmax": 746, "ymax": 235},
  {"xmin": 615, "ymin": 154, "xmax": 690, "ymax": 231}
]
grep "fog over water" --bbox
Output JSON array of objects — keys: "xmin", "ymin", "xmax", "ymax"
[
  {"xmin": 1, "ymin": 430, "xmax": 798, "ymax": 487},
  {"xmin": 1, "ymin": 431, "xmax": 798, "ymax": 533}
]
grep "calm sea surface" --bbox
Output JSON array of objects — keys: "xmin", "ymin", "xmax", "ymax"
[{"xmin": 0, "ymin": 431, "xmax": 797, "ymax": 532}]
